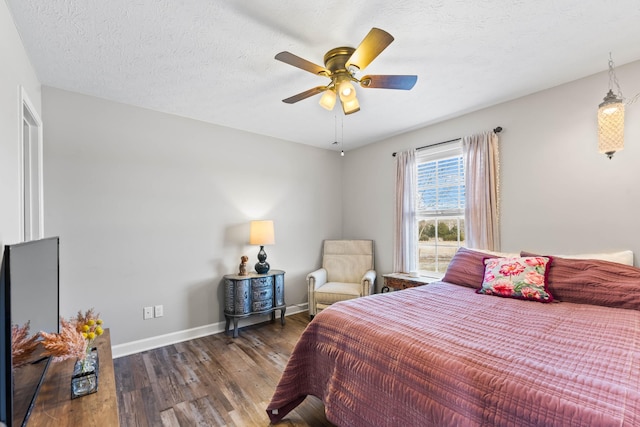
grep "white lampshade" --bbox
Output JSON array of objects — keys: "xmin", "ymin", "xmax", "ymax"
[
  {"xmin": 249, "ymin": 220, "xmax": 275, "ymax": 245},
  {"xmin": 598, "ymin": 89, "xmax": 624, "ymax": 159},
  {"xmin": 319, "ymin": 89, "xmax": 336, "ymax": 111}
]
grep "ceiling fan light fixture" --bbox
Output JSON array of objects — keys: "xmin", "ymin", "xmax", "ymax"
[
  {"xmin": 342, "ymin": 97, "xmax": 360, "ymax": 115},
  {"xmin": 319, "ymin": 89, "xmax": 337, "ymax": 110},
  {"xmin": 275, "ymin": 28, "xmax": 417, "ymax": 115}
]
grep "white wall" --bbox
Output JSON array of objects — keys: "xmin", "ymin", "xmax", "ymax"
[
  {"xmin": 0, "ymin": 1, "xmax": 41, "ymax": 251},
  {"xmin": 343, "ymin": 59, "xmax": 640, "ymax": 285},
  {"xmin": 42, "ymin": 87, "xmax": 343, "ymax": 348}
]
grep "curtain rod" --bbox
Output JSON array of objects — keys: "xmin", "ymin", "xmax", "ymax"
[{"xmin": 392, "ymin": 126, "xmax": 503, "ymax": 157}]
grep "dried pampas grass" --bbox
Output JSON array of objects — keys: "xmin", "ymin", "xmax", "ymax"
[
  {"xmin": 40, "ymin": 318, "xmax": 87, "ymax": 362},
  {"xmin": 11, "ymin": 321, "xmax": 39, "ymax": 368}
]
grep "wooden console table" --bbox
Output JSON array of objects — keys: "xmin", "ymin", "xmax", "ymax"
[
  {"xmin": 28, "ymin": 329, "xmax": 119, "ymax": 426},
  {"xmin": 224, "ymin": 270, "xmax": 286, "ymax": 338}
]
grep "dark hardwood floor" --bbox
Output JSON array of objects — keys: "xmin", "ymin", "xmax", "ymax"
[{"xmin": 114, "ymin": 312, "xmax": 333, "ymax": 426}]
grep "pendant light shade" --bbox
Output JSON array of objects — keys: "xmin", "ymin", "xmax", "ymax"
[
  {"xmin": 598, "ymin": 89, "xmax": 625, "ymax": 159},
  {"xmin": 597, "ymin": 54, "xmax": 628, "ymax": 160}
]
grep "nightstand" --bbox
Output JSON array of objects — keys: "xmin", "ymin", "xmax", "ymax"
[
  {"xmin": 223, "ymin": 270, "xmax": 285, "ymax": 338},
  {"xmin": 381, "ymin": 273, "xmax": 439, "ymax": 292}
]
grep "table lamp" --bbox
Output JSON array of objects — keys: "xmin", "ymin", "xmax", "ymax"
[{"xmin": 249, "ymin": 220, "xmax": 275, "ymax": 274}]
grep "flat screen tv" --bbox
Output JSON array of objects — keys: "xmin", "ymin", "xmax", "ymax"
[{"xmin": 0, "ymin": 236, "xmax": 60, "ymax": 427}]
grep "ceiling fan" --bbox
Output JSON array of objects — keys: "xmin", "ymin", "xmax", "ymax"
[{"xmin": 275, "ymin": 28, "xmax": 418, "ymax": 115}]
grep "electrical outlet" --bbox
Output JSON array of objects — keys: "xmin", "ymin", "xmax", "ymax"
[
  {"xmin": 143, "ymin": 306, "xmax": 153, "ymax": 320},
  {"xmin": 154, "ymin": 305, "xmax": 164, "ymax": 318}
]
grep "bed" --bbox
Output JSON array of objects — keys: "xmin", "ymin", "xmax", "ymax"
[{"xmin": 267, "ymin": 248, "xmax": 640, "ymax": 426}]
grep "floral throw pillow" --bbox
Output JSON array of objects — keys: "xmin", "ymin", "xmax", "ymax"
[{"xmin": 477, "ymin": 256, "xmax": 554, "ymax": 303}]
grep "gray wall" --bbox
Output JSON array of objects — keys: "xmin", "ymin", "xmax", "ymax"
[
  {"xmin": 0, "ymin": 1, "xmax": 41, "ymax": 250},
  {"xmin": 42, "ymin": 87, "xmax": 343, "ymax": 346},
  {"xmin": 343, "ymin": 59, "xmax": 640, "ymax": 285}
]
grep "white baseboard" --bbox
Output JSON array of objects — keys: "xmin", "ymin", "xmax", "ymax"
[{"xmin": 111, "ymin": 303, "xmax": 309, "ymax": 359}]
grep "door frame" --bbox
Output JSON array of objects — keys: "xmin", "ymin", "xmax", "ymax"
[{"xmin": 19, "ymin": 86, "xmax": 44, "ymax": 241}]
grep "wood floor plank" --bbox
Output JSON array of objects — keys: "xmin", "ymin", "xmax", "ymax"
[
  {"xmin": 159, "ymin": 408, "xmax": 181, "ymax": 427},
  {"xmin": 115, "ymin": 312, "xmax": 333, "ymax": 426}
]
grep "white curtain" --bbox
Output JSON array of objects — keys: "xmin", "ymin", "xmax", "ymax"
[
  {"xmin": 393, "ymin": 149, "xmax": 417, "ymax": 273},
  {"xmin": 462, "ymin": 131, "xmax": 500, "ymax": 251}
]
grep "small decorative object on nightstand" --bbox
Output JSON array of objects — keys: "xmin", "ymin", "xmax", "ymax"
[
  {"xmin": 381, "ymin": 272, "xmax": 438, "ymax": 292},
  {"xmin": 238, "ymin": 255, "xmax": 248, "ymax": 276},
  {"xmin": 224, "ymin": 270, "xmax": 285, "ymax": 338}
]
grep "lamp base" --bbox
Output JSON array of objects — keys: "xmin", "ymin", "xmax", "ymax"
[
  {"xmin": 255, "ymin": 262, "xmax": 270, "ymax": 274},
  {"xmin": 255, "ymin": 245, "xmax": 270, "ymax": 274}
]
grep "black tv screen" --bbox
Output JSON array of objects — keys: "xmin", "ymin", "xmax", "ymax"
[{"xmin": 0, "ymin": 236, "xmax": 60, "ymax": 427}]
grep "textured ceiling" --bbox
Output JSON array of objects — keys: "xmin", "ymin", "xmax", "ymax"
[{"xmin": 6, "ymin": 0, "xmax": 640, "ymax": 152}]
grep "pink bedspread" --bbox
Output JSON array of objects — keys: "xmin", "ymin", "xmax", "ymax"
[{"xmin": 267, "ymin": 282, "xmax": 640, "ymax": 426}]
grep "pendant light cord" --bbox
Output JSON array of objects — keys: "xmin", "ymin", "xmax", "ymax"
[
  {"xmin": 341, "ymin": 116, "xmax": 345, "ymax": 156},
  {"xmin": 609, "ymin": 52, "xmax": 640, "ymax": 106},
  {"xmin": 608, "ymin": 53, "xmax": 623, "ymax": 98}
]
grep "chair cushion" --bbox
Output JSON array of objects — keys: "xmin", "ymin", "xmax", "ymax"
[
  {"xmin": 323, "ymin": 240, "xmax": 374, "ymax": 283},
  {"xmin": 314, "ymin": 282, "xmax": 362, "ymax": 305}
]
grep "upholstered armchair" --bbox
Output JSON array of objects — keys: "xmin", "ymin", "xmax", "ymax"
[{"xmin": 307, "ymin": 240, "xmax": 376, "ymax": 318}]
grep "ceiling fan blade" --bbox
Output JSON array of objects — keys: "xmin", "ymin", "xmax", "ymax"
[
  {"xmin": 282, "ymin": 86, "xmax": 327, "ymax": 104},
  {"xmin": 360, "ymin": 75, "xmax": 418, "ymax": 90},
  {"xmin": 275, "ymin": 51, "xmax": 330, "ymax": 76},
  {"xmin": 345, "ymin": 28, "xmax": 394, "ymax": 71}
]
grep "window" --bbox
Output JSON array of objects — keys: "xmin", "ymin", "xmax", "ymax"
[{"xmin": 416, "ymin": 142, "xmax": 465, "ymax": 274}]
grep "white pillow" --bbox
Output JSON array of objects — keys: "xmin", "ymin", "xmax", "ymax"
[
  {"xmin": 551, "ymin": 250, "xmax": 634, "ymax": 266},
  {"xmin": 468, "ymin": 248, "xmax": 634, "ymax": 266},
  {"xmin": 468, "ymin": 248, "xmax": 520, "ymax": 258}
]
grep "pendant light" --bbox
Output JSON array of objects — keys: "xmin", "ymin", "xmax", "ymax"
[{"xmin": 597, "ymin": 54, "xmax": 625, "ymax": 159}]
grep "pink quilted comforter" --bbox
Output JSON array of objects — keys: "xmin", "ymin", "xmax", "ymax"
[{"xmin": 267, "ymin": 282, "xmax": 640, "ymax": 426}]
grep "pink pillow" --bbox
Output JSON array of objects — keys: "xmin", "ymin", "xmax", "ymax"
[
  {"xmin": 477, "ymin": 256, "xmax": 554, "ymax": 303},
  {"xmin": 442, "ymin": 247, "xmax": 499, "ymax": 289},
  {"xmin": 521, "ymin": 251, "xmax": 640, "ymax": 309}
]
